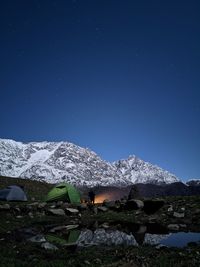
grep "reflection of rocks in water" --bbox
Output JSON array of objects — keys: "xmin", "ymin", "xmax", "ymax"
[
  {"xmin": 144, "ymin": 233, "xmax": 170, "ymax": 245},
  {"xmin": 77, "ymin": 229, "xmax": 137, "ymax": 246}
]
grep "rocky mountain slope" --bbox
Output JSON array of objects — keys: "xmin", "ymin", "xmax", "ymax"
[
  {"xmin": 0, "ymin": 139, "xmax": 180, "ymax": 186},
  {"xmin": 186, "ymin": 179, "xmax": 200, "ymax": 186}
]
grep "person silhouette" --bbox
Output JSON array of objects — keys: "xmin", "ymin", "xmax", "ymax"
[{"xmin": 88, "ymin": 190, "xmax": 95, "ymax": 204}]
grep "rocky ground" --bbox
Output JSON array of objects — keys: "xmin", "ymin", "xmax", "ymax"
[{"xmin": 0, "ymin": 177, "xmax": 200, "ymax": 266}]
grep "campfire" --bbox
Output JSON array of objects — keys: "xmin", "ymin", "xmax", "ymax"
[{"xmin": 94, "ymin": 192, "xmax": 119, "ymax": 203}]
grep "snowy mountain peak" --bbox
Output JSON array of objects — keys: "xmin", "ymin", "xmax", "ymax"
[{"xmin": 0, "ymin": 138, "xmax": 180, "ymax": 186}]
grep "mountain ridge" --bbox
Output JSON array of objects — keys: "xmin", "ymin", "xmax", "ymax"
[{"xmin": 0, "ymin": 138, "xmax": 180, "ymax": 186}]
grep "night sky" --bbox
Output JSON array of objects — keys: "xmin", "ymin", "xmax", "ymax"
[{"xmin": 1, "ymin": 0, "xmax": 200, "ymax": 181}]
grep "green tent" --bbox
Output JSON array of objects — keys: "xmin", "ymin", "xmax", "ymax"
[{"xmin": 45, "ymin": 183, "xmax": 81, "ymax": 203}]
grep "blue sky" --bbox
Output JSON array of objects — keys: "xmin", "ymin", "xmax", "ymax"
[{"xmin": 0, "ymin": 0, "xmax": 200, "ymax": 181}]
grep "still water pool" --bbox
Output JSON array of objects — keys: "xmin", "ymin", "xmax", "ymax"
[{"xmin": 160, "ymin": 232, "xmax": 200, "ymax": 247}]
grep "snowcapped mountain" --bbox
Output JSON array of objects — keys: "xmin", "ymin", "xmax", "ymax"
[
  {"xmin": 0, "ymin": 139, "xmax": 180, "ymax": 186},
  {"xmin": 114, "ymin": 156, "xmax": 179, "ymax": 185}
]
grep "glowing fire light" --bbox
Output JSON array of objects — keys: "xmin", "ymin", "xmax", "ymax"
[{"xmin": 94, "ymin": 193, "xmax": 112, "ymax": 204}]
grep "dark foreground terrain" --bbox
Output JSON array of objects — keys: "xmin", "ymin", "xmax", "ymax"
[{"xmin": 0, "ymin": 176, "xmax": 200, "ymax": 267}]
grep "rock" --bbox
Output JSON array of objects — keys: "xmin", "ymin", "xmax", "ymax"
[
  {"xmin": 16, "ymin": 215, "xmax": 23, "ymax": 219},
  {"xmin": 136, "ymin": 225, "xmax": 147, "ymax": 234},
  {"xmin": 66, "ymin": 208, "xmax": 79, "ymax": 214},
  {"xmin": 167, "ymin": 205, "xmax": 173, "ymax": 212},
  {"xmin": 103, "ymin": 200, "xmax": 116, "ymax": 208},
  {"xmin": 66, "ymin": 224, "xmax": 79, "ymax": 230},
  {"xmin": 167, "ymin": 224, "xmax": 179, "ymax": 231},
  {"xmin": 173, "ymin": 212, "xmax": 185, "ymax": 218},
  {"xmin": 28, "ymin": 235, "xmax": 46, "ymax": 243},
  {"xmin": 41, "ymin": 242, "xmax": 58, "ymax": 250},
  {"xmin": 14, "ymin": 207, "xmax": 21, "ymax": 212},
  {"xmin": 56, "ymin": 201, "xmax": 63, "ymax": 207},
  {"xmin": 28, "ymin": 202, "xmax": 39, "ymax": 206},
  {"xmin": 84, "ymin": 260, "xmax": 91, "ymax": 265},
  {"xmin": 125, "ymin": 199, "xmax": 144, "ymax": 210},
  {"xmin": 143, "ymin": 200, "xmax": 165, "ymax": 214},
  {"xmin": 38, "ymin": 202, "xmax": 47, "ymax": 209},
  {"xmin": 101, "ymin": 222, "xmax": 110, "ymax": 229},
  {"xmin": 179, "ymin": 224, "xmax": 187, "ymax": 228},
  {"xmin": 48, "ymin": 209, "xmax": 65, "ymax": 216},
  {"xmin": 156, "ymin": 244, "xmax": 168, "ymax": 249},
  {"xmin": 194, "ymin": 209, "xmax": 200, "ymax": 214},
  {"xmin": 78, "ymin": 203, "xmax": 88, "ymax": 211},
  {"xmin": 149, "ymin": 215, "xmax": 159, "ymax": 223},
  {"xmin": 49, "ymin": 224, "xmax": 79, "ymax": 233},
  {"xmin": 0, "ymin": 204, "xmax": 10, "ymax": 210},
  {"xmin": 28, "ymin": 212, "xmax": 34, "ymax": 218},
  {"xmin": 97, "ymin": 206, "xmax": 108, "ymax": 212}
]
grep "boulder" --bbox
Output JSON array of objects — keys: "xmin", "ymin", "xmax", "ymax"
[
  {"xmin": 98, "ymin": 206, "xmax": 108, "ymax": 212},
  {"xmin": 48, "ymin": 209, "xmax": 65, "ymax": 216},
  {"xmin": 28, "ymin": 235, "xmax": 46, "ymax": 243},
  {"xmin": 103, "ymin": 200, "xmax": 116, "ymax": 208},
  {"xmin": 0, "ymin": 204, "xmax": 10, "ymax": 210},
  {"xmin": 125, "ymin": 199, "xmax": 144, "ymax": 210},
  {"xmin": 41, "ymin": 242, "xmax": 58, "ymax": 250},
  {"xmin": 167, "ymin": 224, "xmax": 180, "ymax": 231},
  {"xmin": 173, "ymin": 212, "xmax": 185, "ymax": 218},
  {"xmin": 143, "ymin": 200, "xmax": 165, "ymax": 214},
  {"xmin": 66, "ymin": 208, "xmax": 79, "ymax": 214}
]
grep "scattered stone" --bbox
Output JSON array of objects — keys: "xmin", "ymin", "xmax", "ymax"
[
  {"xmin": 136, "ymin": 225, "xmax": 147, "ymax": 234},
  {"xmin": 66, "ymin": 224, "xmax": 79, "ymax": 230},
  {"xmin": 56, "ymin": 201, "xmax": 63, "ymax": 207},
  {"xmin": 101, "ymin": 222, "xmax": 110, "ymax": 229},
  {"xmin": 16, "ymin": 215, "xmax": 23, "ymax": 219},
  {"xmin": 167, "ymin": 205, "xmax": 173, "ymax": 212},
  {"xmin": 28, "ymin": 202, "xmax": 39, "ymax": 206},
  {"xmin": 125, "ymin": 199, "xmax": 144, "ymax": 210},
  {"xmin": 66, "ymin": 208, "xmax": 79, "ymax": 214},
  {"xmin": 194, "ymin": 209, "xmax": 200, "ymax": 214},
  {"xmin": 84, "ymin": 260, "xmax": 91, "ymax": 265},
  {"xmin": 78, "ymin": 203, "xmax": 88, "ymax": 211},
  {"xmin": 98, "ymin": 206, "xmax": 108, "ymax": 212},
  {"xmin": 14, "ymin": 207, "xmax": 21, "ymax": 212},
  {"xmin": 41, "ymin": 242, "xmax": 58, "ymax": 250},
  {"xmin": 49, "ymin": 224, "xmax": 79, "ymax": 232},
  {"xmin": 167, "ymin": 224, "xmax": 180, "ymax": 231},
  {"xmin": 103, "ymin": 200, "xmax": 116, "ymax": 208},
  {"xmin": 28, "ymin": 212, "xmax": 34, "ymax": 218},
  {"xmin": 173, "ymin": 212, "xmax": 185, "ymax": 218},
  {"xmin": 143, "ymin": 200, "xmax": 165, "ymax": 214},
  {"xmin": 28, "ymin": 235, "xmax": 46, "ymax": 243},
  {"xmin": 38, "ymin": 202, "xmax": 47, "ymax": 209},
  {"xmin": 156, "ymin": 244, "xmax": 168, "ymax": 249},
  {"xmin": 0, "ymin": 204, "xmax": 10, "ymax": 210},
  {"xmin": 48, "ymin": 209, "xmax": 65, "ymax": 216},
  {"xmin": 179, "ymin": 224, "xmax": 187, "ymax": 228}
]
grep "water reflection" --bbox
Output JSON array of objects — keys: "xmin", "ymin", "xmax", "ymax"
[
  {"xmin": 11, "ymin": 223, "xmax": 200, "ymax": 248},
  {"xmin": 77, "ymin": 229, "xmax": 137, "ymax": 246}
]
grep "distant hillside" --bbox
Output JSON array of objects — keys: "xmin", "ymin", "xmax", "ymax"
[{"xmin": 129, "ymin": 182, "xmax": 200, "ymax": 198}]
